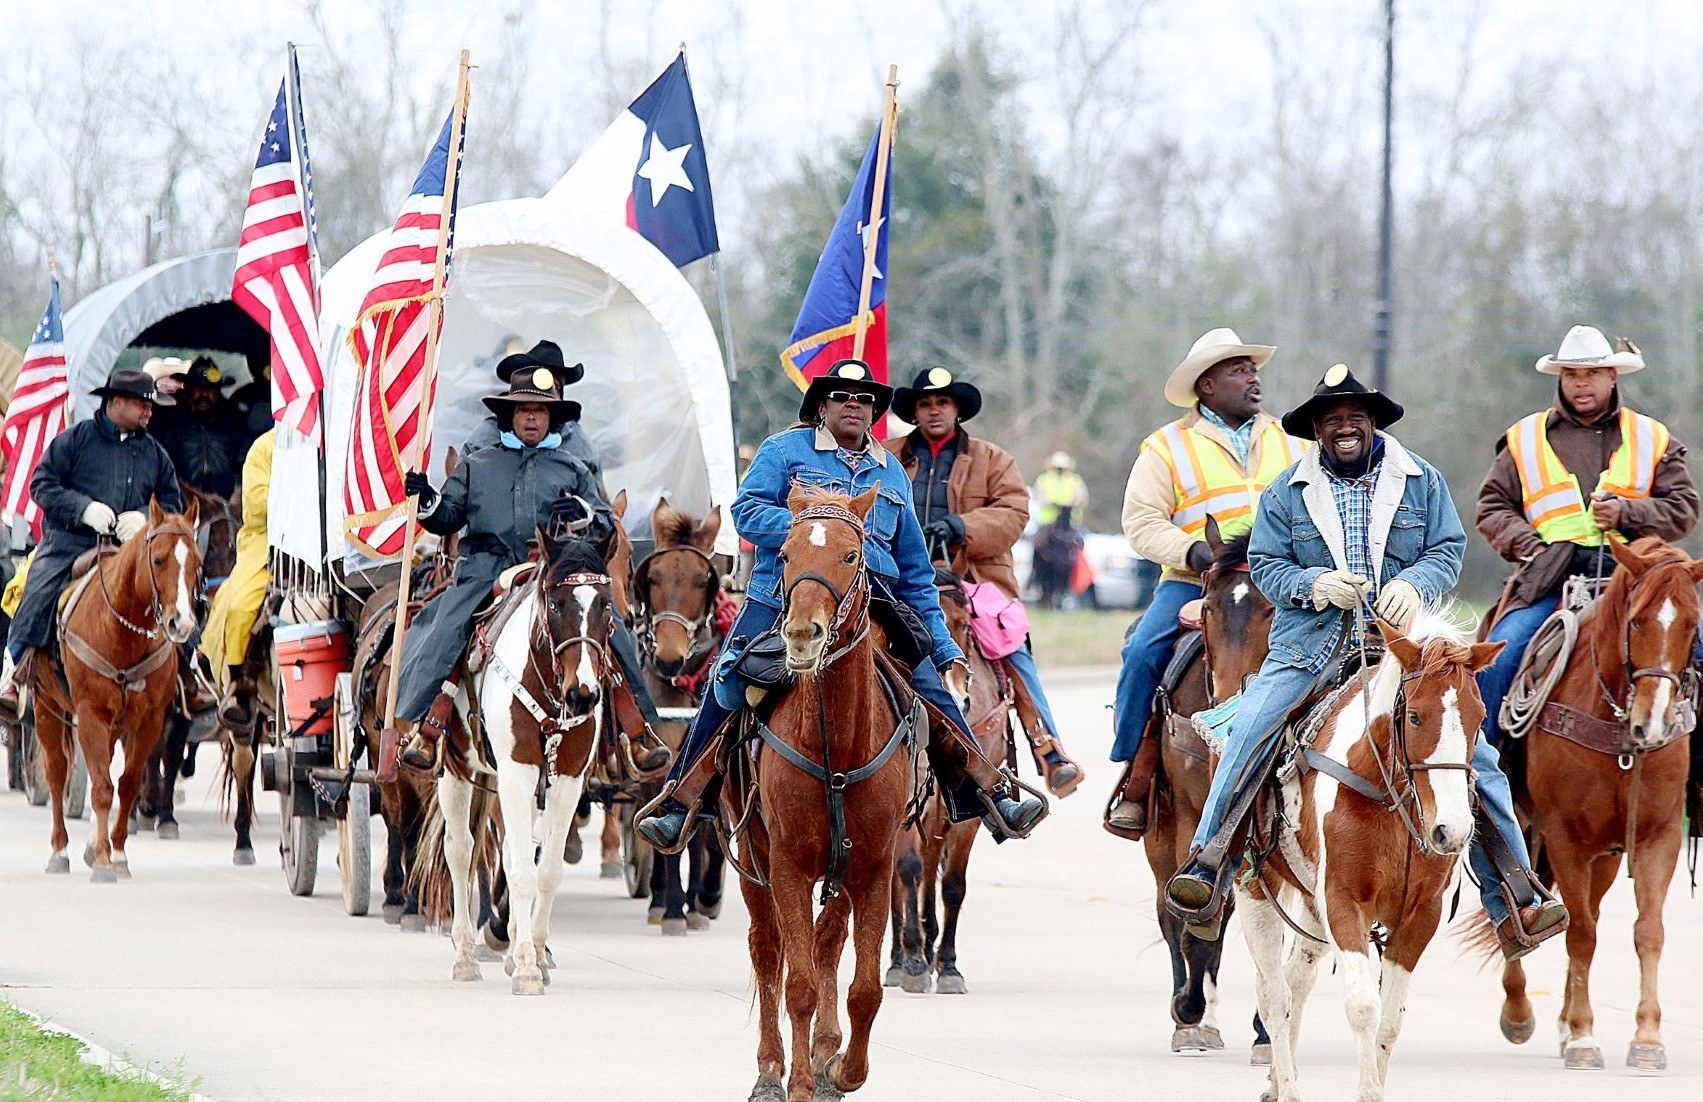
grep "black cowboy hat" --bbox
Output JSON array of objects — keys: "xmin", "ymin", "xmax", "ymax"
[
  {"xmin": 496, "ymin": 339, "xmax": 585, "ymax": 387},
  {"xmin": 891, "ymin": 366, "xmax": 983, "ymax": 424},
  {"xmin": 182, "ymin": 355, "xmax": 234, "ymax": 391},
  {"xmin": 798, "ymin": 358, "xmax": 894, "ymax": 422},
  {"xmin": 481, "ymin": 367, "xmax": 582, "ymax": 423},
  {"xmin": 1280, "ymin": 362, "xmax": 1404, "ymax": 437},
  {"xmin": 91, "ymin": 367, "xmax": 174, "ymax": 407}
]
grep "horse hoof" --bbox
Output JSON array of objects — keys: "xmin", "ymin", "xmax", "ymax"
[
  {"xmin": 45, "ymin": 854, "xmax": 70, "ymax": 875},
  {"xmin": 82, "ymin": 843, "xmax": 95, "ymax": 868},
  {"xmin": 474, "ymin": 943, "xmax": 503, "ymax": 962},
  {"xmin": 647, "ymin": 907, "xmax": 664, "ymax": 927},
  {"xmin": 883, "ymin": 965, "xmax": 903, "ymax": 988},
  {"xmin": 400, "ymin": 913, "xmax": 427, "ymax": 933},
  {"xmin": 452, "ymin": 961, "xmax": 481, "ymax": 982},
  {"xmin": 816, "ymin": 1054, "xmax": 847, "ymax": 1099},
  {"xmin": 383, "ymin": 904, "xmax": 404, "ymax": 925},
  {"xmin": 686, "ymin": 912, "xmax": 712, "ymax": 932},
  {"xmin": 233, "ymin": 847, "xmax": 255, "ymax": 867},
  {"xmin": 90, "ymin": 866, "xmax": 117, "ymax": 884},
  {"xmin": 1499, "ymin": 1012, "xmax": 1535, "ymax": 1045},
  {"xmin": 111, "ymin": 860, "xmax": 131, "ymax": 880},
  {"xmin": 155, "ymin": 821, "xmax": 179, "ymax": 841},
  {"xmin": 1627, "ymin": 1043, "xmax": 1666, "ymax": 1072},
  {"xmin": 900, "ymin": 969, "xmax": 932, "ymax": 994},
  {"xmin": 747, "ymin": 1081, "xmax": 785, "ymax": 1102},
  {"xmin": 661, "ymin": 917, "xmax": 688, "ymax": 937},
  {"xmin": 483, "ymin": 923, "xmax": 509, "ymax": 952},
  {"xmin": 540, "ymin": 946, "xmax": 556, "ymax": 969},
  {"xmin": 599, "ymin": 860, "xmax": 622, "ymax": 879},
  {"xmin": 935, "ymin": 971, "xmax": 968, "ymax": 995},
  {"xmin": 698, "ymin": 898, "xmax": 721, "ymax": 920},
  {"xmin": 1563, "ymin": 1043, "xmax": 1605, "ymax": 1070},
  {"xmin": 1250, "ymin": 1043, "xmax": 1272, "ymax": 1067},
  {"xmin": 135, "ymin": 816, "xmax": 154, "ymax": 832},
  {"xmin": 1171, "ymin": 1026, "xmax": 1210, "ymax": 1054},
  {"xmin": 564, "ymin": 834, "xmax": 583, "ymax": 865},
  {"xmin": 510, "ymin": 974, "xmax": 546, "ymax": 996},
  {"xmin": 1198, "ymin": 1025, "xmax": 1225, "ymax": 1050}
]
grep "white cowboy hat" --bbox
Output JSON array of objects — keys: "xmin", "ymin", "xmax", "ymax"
[
  {"xmin": 1164, "ymin": 327, "xmax": 1277, "ymax": 407},
  {"xmin": 1047, "ymin": 451, "xmax": 1074, "ymax": 470},
  {"xmin": 1535, "ymin": 325, "xmax": 1645, "ymax": 375}
]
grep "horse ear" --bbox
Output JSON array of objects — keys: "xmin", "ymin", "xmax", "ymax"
[
  {"xmin": 787, "ymin": 482, "xmax": 810, "ymax": 514},
  {"xmin": 1609, "ymin": 535, "xmax": 1649, "ymax": 576},
  {"xmin": 1379, "ymin": 619, "xmax": 1422, "ymax": 668},
  {"xmin": 611, "ymin": 488, "xmax": 628, "ymax": 521},
  {"xmin": 1467, "ymin": 639, "xmax": 1506, "ymax": 673},
  {"xmin": 694, "ymin": 506, "xmax": 722, "ymax": 552},
  {"xmin": 183, "ymin": 496, "xmax": 200, "ymax": 527},
  {"xmin": 849, "ymin": 485, "xmax": 879, "ymax": 522},
  {"xmin": 535, "ymin": 524, "xmax": 557, "ymax": 562},
  {"xmin": 1204, "ymin": 515, "xmax": 1223, "ymax": 552},
  {"xmin": 149, "ymin": 497, "xmax": 164, "ymax": 525},
  {"xmin": 1687, "ymin": 556, "xmax": 1703, "ymax": 584},
  {"xmin": 650, "ymin": 496, "xmax": 670, "ymax": 538}
]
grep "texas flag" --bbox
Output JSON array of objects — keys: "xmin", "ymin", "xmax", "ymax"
[
  {"xmin": 780, "ymin": 128, "xmax": 890, "ymax": 407},
  {"xmin": 547, "ymin": 53, "xmax": 719, "ymax": 267}
]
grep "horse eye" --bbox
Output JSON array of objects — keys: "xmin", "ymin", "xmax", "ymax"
[
  {"xmin": 777, "ymin": 551, "xmax": 789, "ymax": 564},
  {"xmin": 1407, "ymin": 711, "xmax": 1422, "ymax": 727},
  {"xmin": 842, "ymin": 551, "xmax": 857, "ymax": 563}
]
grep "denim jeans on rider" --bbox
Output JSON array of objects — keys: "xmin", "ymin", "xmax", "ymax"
[
  {"xmin": 1111, "ymin": 578, "xmax": 1202, "ymax": 762},
  {"xmin": 1467, "ymin": 735, "xmax": 1533, "ymax": 924},
  {"xmin": 1005, "ymin": 642, "xmax": 1064, "ymax": 748},
  {"xmin": 1476, "ymin": 595, "xmax": 1560, "ymax": 744}
]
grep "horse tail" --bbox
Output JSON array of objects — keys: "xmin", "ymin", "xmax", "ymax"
[
  {"xmin": 409, "ymin": 781, "xmax": 499, "ymax": 927},
  {"xmin": 1452, "ymin": 906, "xmax": 1503, "ymax": 971}
]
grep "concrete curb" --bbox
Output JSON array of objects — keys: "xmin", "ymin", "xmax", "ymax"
[{"xmin": 8, "ymin": 1002, "xmax": 214, "ymax": 1102}]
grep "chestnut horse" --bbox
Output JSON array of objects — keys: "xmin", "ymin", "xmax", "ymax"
[
  {"xmin": 735, "ymin": 486, "xmax": 914, "ymax": 1102},
  {"xmin": 32, "ymin": 499, "xmax": 202, "ymax": 880},
  {"xmin": 1484, "ymin": 536, "xmax": 1701, "ymax": 1072},
  {"xmin": 632, "ymin": 497, "xmax": 728, "ymax": 933},
  {"xmin": 1142, "ymin": 524, "xmax": 1275, "ymax": 1057},
  {"xmin": 885, "ymin": 566, "xmax": 1010, "ymax": 996},
  {"xmin": 1239, "ymin": 612, "xmax": 1501, "ymax": 1102}
]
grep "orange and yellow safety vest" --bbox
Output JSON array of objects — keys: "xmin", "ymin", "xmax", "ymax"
[
  {"xmin": 1143, "ymin": 414, "xmax": 1304, "ymax": 576},
  {"xmin": 1504, "ymin": 407, "xmax": 1667, "ymax": 546}
]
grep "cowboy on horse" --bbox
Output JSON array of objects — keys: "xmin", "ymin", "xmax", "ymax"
[
  {"xmin": 636, "ymin": 358, "xmax": 1047, "ymax": 852},
  {"xmin": 461, "ymin": 339, "xmax": 601, "ymax": 474},
  {"xmin": 1476, "ymin": 324, "xmax": 1698, "ymax": 733},
  {"xmin": 1164, "ymin": 364, "xmax": 1569, "ymax": 958},
  {"xmin": 1107, "ymin": 328, "xmax": 1305, "ymax": 834},
  {"xmin": 885, "ymin": 366, "xmax": 1085, "ymax": 797},
  {"xmin": 199, "ymin": 427, "xmax": 275, "ymax": 730},
  {"xmin": 390, "ymin": 356, "xmax": 665, "ymax": 775},
  {"xmin": 0, "ymin": 368, "xmax": 183, "ymax": 711}
]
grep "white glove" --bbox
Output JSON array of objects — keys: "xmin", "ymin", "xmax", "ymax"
[
  {"xmin": 1375, "ymin": 578, "xmax": 1422, "ymax": 628},
  {"xmin": 81, "ymin": 502, "xmax": 117, "ymax": 535},
  {"xmin": 114, "ymin": 511, "xmax": 147, "ymax": 542},
  {"xmin": 1311, "ymin": 569, "xmax": 1369, "ymax": 611}
]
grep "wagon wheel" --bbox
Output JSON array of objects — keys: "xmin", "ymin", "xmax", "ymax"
[
  {"xmin": 275, "ymin": 662, "xmax": 320, "ymax": 897},
  {"xmin": 620, "ymin": 800, "xmax": 653, "ymax": 899},
  {"xmin": 333, "ymin": 673, "xmax": 371, "ymax": 916}
]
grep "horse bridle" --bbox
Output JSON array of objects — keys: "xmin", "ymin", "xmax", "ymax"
[
  {"xmin": 631, "ymin": 544, "xmax": 720, "ymax": 667},
  {"xmin": 781, "ymin": 505, "xmax": 870, "ymax": 669},
  {"xmin": 1589, "ymin": 558, "xmax": 1698, "ymax": 721},
  {"xmin": 1197, "ymin": 559, "xmax": 1252, "ymax": 707},
  {"xmin": 97, "ymin": 519, "xmax": 198, "ymax": 645},
  {"xmin": 533, "ymin": 570, "xmax": 617, "ymax": 704},
  {"xmin": 193, "ymin": 492, "xmax": 238, "ymax": 588}
]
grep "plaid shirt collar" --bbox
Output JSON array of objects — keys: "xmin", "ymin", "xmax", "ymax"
[{"xmin": 1195, "ymin": 403, "xmax": 1254, "ymax": 467}]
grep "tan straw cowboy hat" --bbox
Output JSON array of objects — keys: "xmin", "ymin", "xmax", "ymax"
[
  {"xmin": 1535, "ymin": 325, "xmax": 1645, "ymax": 375},
  {"xmin": 1164, "ymin": 327, "xmax": 1276, "ymax": 407}
]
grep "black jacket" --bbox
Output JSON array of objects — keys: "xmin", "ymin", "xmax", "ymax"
[
  {"xmin": 31, "ymin": 413, "xmax": 184, "ymax": 546},
  {"xmin": 420, "ymin": 438, "xmax": 612, "ymax": 565},
  {"xmin": 153, "ymin": 412, "xmax": 245, "ymax": 498}
]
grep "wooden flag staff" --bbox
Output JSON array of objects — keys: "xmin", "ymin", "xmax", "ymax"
[{"xmin": 382, "ymin": 50, "xmax": 471, "ymax": 733}]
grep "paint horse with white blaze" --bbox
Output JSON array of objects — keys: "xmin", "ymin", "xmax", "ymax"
[
  {"xmin": 1236, "ymin": 611, "xmax": 1502, "ymax": 1102},
  {"xmin": 434, "ymin": 532, "xmax": 617, "ymax": 994}
]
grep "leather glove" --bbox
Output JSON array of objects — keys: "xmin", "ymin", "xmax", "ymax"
[
  {"xmin": 81, "ymin": 501, "xmax": 117, "ymax": 535},
  {"xmin": 924, "ymin": 514, "xmax": 967, "ymax": 548},
  {"xmin": 1374, "ymin": 578, "xmax": 1421, "ymax": 627},
  {"xmin": 1185, "ymin": 541, "xmax": 1214, "ymax": 575},
  {"xmin": 114, "ymin": 511, "xmax": 147, "ymax": 542},
  {"xmin": 550, "ymin": 494, "xmax": 592, "ymax": 532},
  {"xmin": 1310, "ymin": 569, "xmax": 1369, "ymax": 611},
  {"xmin": 402, "ymin": 471, "xmax": 438, "ymax": 510}
]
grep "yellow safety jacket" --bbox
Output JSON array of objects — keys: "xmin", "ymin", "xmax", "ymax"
[
  {"xmin": 1504, "ymin": 407, "xmax": 1667, "ymax": 546},
  {"xmin": 1144, "ymin": 417, "xmax": 1302, "ymax": 577},
  {"xmin": 1034, "ymin": 468, "xmax": 1086, "ymax": 525}
]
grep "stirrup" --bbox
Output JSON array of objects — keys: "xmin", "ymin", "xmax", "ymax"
[{"xmin": 1164, "ymin": 849, "xmax": 1236, "ymax": 932}]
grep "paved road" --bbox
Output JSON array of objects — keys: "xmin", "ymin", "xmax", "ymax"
[{"xmin": 2, "ymin": 672, "xmax": 1700, "ymax": 1101}]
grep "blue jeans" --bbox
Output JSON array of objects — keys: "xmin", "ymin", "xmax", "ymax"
[
  {"xmin": 1467, "ymin": 736, "xmax": 1533, "ymax": 924},
  {"xmin": 1111, "ymin": 579, "xmax": 1201, "ymax": 761},
  {"xmin": 1476, "ymin": 595, "xmax": 1560, "ymax": 745},
  {"xmin": 1005, "ymin": 642, "xmax": 1066, "ymax": 751}
]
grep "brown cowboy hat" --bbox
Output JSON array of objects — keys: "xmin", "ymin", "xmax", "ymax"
[{"xmin": 481, "ymin": 367, "xmax": 581, "ymax": 422}]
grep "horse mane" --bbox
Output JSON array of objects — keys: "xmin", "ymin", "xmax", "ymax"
[
  {"xmin": 544, "ymin": 537, "xmax": 608, "ymax": 581},
  {"xmin": 1395, "ymin": 605, "xmax": 1477, "ymax": 677},
  {"xmin": 1211, "ymin": 532, "xmax": 1251, "ymax": 572},
  {"xmin": 653, "ymin": 501, "xmax": 697, "ymax": 548},
  {"xmin": 794, "ymin": 484, "xmax": 853, "ymax": 511}
]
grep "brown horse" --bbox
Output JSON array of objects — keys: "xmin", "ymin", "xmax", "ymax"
[
  {"xmin": 32, "ymin": 499, "xmax": 202, "ymax": 880},
  {"xmin": 885, "ymin": 566, "xmax": 1010, "ymax": 996},
  {"xmin": 1484, "ymin": 536, "xmax": 1701, "ymax": 1072},
  {"xmin": 1240, "ymin": 614, "xmax": 1501, "ymax": 1102},
  {"xmin": 735, "ymin": 486, "xmax": 913, "ymax": 1102},
  {"xmin": 1139, "ymin": 524, "xmax": 1274, "ymax": 1056},
  {"xmin": 632, "ymin": 497, "xmax": 728, "ymax": 933}
]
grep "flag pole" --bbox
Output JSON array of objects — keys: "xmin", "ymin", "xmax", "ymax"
[
  {"xmin": 851, "ymin": 64, "xmax": 899, "ymax": 362},
  {"xmin": 680, "ymin": 43, "xmax": 742, "ymax": 459},
  {"xmin": 286, "ymin": 41, "xmax": 330, "ymax": 577},
  {"xmin": 44, "ymin": 250, "xmax": 69, "ymax": 430},
  {"xmin": 383, "ymin": 50, "xmax": 471, "ymax": 732}
]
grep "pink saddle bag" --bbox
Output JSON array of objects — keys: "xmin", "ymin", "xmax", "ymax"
[{"xmin": 962, "ymin": 580, "xmax": 1031, "ymax": 660}]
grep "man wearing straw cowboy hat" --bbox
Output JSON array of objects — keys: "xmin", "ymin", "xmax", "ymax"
[
  {"xmin": 886, "ymin": 365, "xmax": 1085, "ymax": 796},
  {"xmin": 0, "ymin": 368, "xmax": 183, "ymax": 710},
  {"xmin": 1164, "ymin": 364, "xmax": 1568, "ymax": 958},
  {"xmin": 1476, "ymin": 325, "xmax": 1697, "ymax": 745},
  {"xmin": 1105, "ymin": 328, "xmax": 1305, "ymax": 836}
]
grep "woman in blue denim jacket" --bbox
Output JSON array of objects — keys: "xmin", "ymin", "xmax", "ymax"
[
  {"xmin": 638, "ymin": 360, "xmax": 1045, "ymax": 852},
  {"xmin": 1164, "ymin": 365, "xmax": 1568, "ymax": 960}
]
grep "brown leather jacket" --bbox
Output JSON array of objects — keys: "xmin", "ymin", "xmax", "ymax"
[
  {"xmin": 1476, "ymin": 390, "xmax": 1697, "ymax": 614},
  {"xmin": 888, "ymin": 429, "xmax": 1029, "ymax": 599}
]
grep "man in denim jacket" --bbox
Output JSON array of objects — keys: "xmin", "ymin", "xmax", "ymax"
[
  {"xmin": 637, "ymin": 359, "xmax": 1046, "ymax": 852},
  {"xmin": 1165, "ymin": 365, "xmax": 1567, "ymax": 959}
]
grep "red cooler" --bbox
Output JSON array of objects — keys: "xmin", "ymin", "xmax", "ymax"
[{"xmin": 274, "ymin": 620, "xmax": 352, "ymax": 736}]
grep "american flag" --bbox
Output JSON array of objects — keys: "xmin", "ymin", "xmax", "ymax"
[
  {"xmin": 232, "ymin": 76, "xmax": 323, "ymax": 443},
  {"xmin": 1, "ymin": 278, "xmax": 69, "ymax": 532},
  {"xmin": 343, "ymin": 109, "xmax": 464, "ymax": 557}
]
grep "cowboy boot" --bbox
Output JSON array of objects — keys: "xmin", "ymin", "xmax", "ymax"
[
  {"xmin": 399, "ymin": 689, "xmax": 455, "ymax": 775},
  {"xmin": 635, "ymin": 733, "xmax": 728, "ymax": 854},
  {"xmin": 609, "ymin": 675, "xmax": 672, "ymax": 774},
  {"xmin": 921, "ymin": 704, "xmax": 1047, "ymax": 840},
  {"xmin": 0, "ymin": 648, "xmax": 29, "ymax": 714},
  {"xmin": 1495, "ymin": 872, "xmax": 1570, "ymax": 961},
  {"xmin": 1107, "ymin": 737, "xmax": 1159, "ymax": 835}
]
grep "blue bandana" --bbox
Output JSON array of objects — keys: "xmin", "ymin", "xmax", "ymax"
[{"xmin": 501, "ymin": 431, "xmax": 562, "ymax": 451}]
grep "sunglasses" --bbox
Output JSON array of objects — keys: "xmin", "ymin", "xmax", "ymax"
[{"xmin": 826, "ymin": 390, "xmax": 878, "ymax": 405}]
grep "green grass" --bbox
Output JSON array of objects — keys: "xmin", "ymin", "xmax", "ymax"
[
  {"xmin": 0, "ymin": 1003, "xmax": 194, "ymax": 1102},
  {"xmin": 1026, "ymin": 607, "xmax": 1133, "ymax": 669}
]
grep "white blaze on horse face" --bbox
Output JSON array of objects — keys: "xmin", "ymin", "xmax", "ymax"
[
  {"xmin": 1425, "ymin": 686, "xmax": 1474, "ymax": 852},
  {"xmin": 573, "ymin": 585, "xmax": 598, "ymax": 691},
  {"xmin": 172, "ymin": 541, "xmax": 194, "ymax": 632},
  {"xmin": 809, "ymin": 521, "xmax": 827, "ymax": 547},
  {"xmin": 1231, "ymin": 581, "xmax": 1249, "ymax": 605}
]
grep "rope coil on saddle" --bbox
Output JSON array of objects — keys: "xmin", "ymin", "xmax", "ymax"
[{"xmin": 1498, "ymin": 608, "xmax": 1579, "ymax": 741}]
